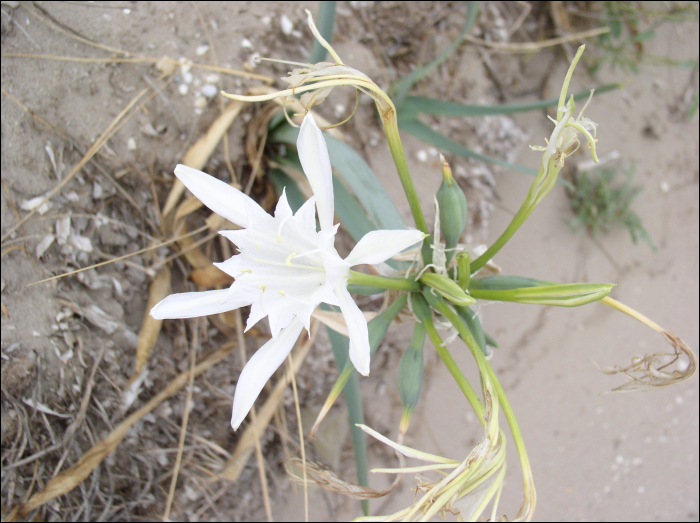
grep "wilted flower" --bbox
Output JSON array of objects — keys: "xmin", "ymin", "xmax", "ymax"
[{"xmin": 151, "ymin": 114, "xmax": 425, "ymax": 429}]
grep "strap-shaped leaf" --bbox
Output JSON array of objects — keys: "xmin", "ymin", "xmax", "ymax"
[
  {"xmin": 398, "ymin": 118, "xmax": 537, "ymax": 174},
  {"xmin": 399, "ymin": 84, "xmax": 621, "ymax": 118}
]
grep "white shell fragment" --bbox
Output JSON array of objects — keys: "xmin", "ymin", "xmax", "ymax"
[
  {"xmin": 68, "ymin": 234, "xmax": 93, "ymax": 253},
  {"xmin": 35, "ymin": 234, "xmax": 55, "ymax": 258},
  {"xmin": 20, "ymin": 195, "xmax": 52, "ymax": 215},
  {"xmin": 200, "ymin": 84, "xmax": 218, "ymax": 98},
  {"xmin": 280, "ymin": 15, "xmax": 294, "ymax": 35}
]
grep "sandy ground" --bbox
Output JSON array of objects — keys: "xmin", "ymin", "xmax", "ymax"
[{"xmin": 1, "ymin": 2, "xmax": 697, "ymax": 521}]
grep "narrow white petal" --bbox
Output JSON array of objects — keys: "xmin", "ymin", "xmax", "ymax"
[
  {"xmin": 174, "ymin": 164, "xmax": 268, "ymax": 228},
  {"xmin": 150, "ymin": 289, "xmax": 248, "ymax": 319},
  {"xmin": 297, "ymin": 114, "xmax": 334, "ymax": 232},
  {"xmin": 231, "ymin": 318, "xmax": 305, "ymax": 429},
  {"xmin": 294, "ymin": 195, "xmax": 317, "ymax": 232},
  {"xmin": 274, "ymin": 188, "xmax": 293, "ymax": 220},
  {"xmin": 334, "ymin": 282, "xmax": 371, "ymax": 376},
  {"xmin": 344, "ymin": 229, "xmax": 426, "ymax": 267}
]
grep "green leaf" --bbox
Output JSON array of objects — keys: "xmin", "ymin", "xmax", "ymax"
[
  {"xmin": 393, "ymin": 1, "xmax": 480, "ymax": 107},
  {"xmin": 398, "ymin": 118, "xmax": 537, "ymax": 175},
  {"xmin": 398, "ymin": 84, "xmax": 621, "ymax": 118},
  {"xmin": 319, "ymin": 295, "xmax": 407, "ymax": 516},
  {"xmin": 309, "ymin": 1, "xmax": 337, "ymax": 64},
  {"xmin": 324, "ymin": 322, "xmax": 369, "ymax": 516}
]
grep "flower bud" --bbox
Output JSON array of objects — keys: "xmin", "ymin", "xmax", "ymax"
[
  {"xmin": 436, "ymin": 154, "xmax": 467, "ymax": 264},
  {"xmin": 420, "ymin": 272, "xmax": 476, "ymax": 307}
]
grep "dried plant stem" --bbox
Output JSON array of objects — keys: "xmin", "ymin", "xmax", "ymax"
[
  {"xmin": 234, "ymin": 309, "xmax": 273, "ymax": 522},
  {"xmin": 8, "ymin": 342, "xmax": 235, "ymax": 520},
  {"xmin": 1, "ymin": 53, "xmax": 274, "ymax": 82},
  {"xmin": 25, "ymin": 225, "xmax": 209, "ymax": 287},
  {"xmin": 288, "ymin": 353, "xmax": 309, "ymax": 523},
  {"xmin": 162, "ymin": 322, "xmax": 199, "ymax": 522},
  {"xmin": 464, "ymin": 26, "xmax": 610, "ymax": 53}
]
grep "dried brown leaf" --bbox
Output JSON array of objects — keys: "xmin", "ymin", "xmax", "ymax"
[
  {"xmin": 130, "ymin": 266, "xmax": 171, "ymax": 382},
  {"xmin": 162, "ymin": 100, "xmax": 246, "ymax": 218},
  {"xmin": 189, "ymin": 264, "xmax": 233, "ymax": 290}
]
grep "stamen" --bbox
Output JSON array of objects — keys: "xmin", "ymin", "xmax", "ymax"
[
  {"xmin": 279, "ymin": 290, "xmax": 286, "ymax": 296},
  {"xmin": 259, "ymin": 284, "xmax": 267, "ymax": 292},
  {"xmin": 293, "ymin": 247, "xmax": 323, "ymax": 259},
  {"xmin": 240, "ymin": 268, "xmax": 253, "ymax": 274},
  {"xmin": 276, "ymin": 216, "xmax": 292, "ymax": 242},
  {"xmin": 259, "ymin": 57, "xmax": 311, "ymax": 68},
  {"xmin": 255, "ymin": 242, "xmax": 261, "ymax": 249},
  {"xmin": 577, "ymin": 90, "xmax": 595, "ymax": 120},
  {"xmin": 286, "ymin": 252, "xmax": 297, "ymax": 266}
]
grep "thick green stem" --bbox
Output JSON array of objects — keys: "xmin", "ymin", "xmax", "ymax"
[
  {"xmin": 348, "ymin": 270, "xmax": 419, "ymax": 291},
  {"xmin": 471, "ymin": 156, "xmax": 559, "ymax": 273},
  {"xmin": 381, "ymin": 117, "xmax": 429, "ymax": 234},
  {"xmin": 430, "ymin": 295, "xmax": 536, "ymax": 518},
  {"xmin": 420, "ymin": 313, "xmax": 485, "ymax": 422}
]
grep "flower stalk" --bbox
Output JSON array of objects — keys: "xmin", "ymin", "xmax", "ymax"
[
  {"xmin": 471, "ymin": 45, "xmax": 597, "ymax": 273},
  {"xmin": 221, "ymin": 10, "xmax": 430, "ymax": 238}
]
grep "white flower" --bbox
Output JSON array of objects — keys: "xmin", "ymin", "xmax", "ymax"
[{"xmin": 151, "ymin": 114, "xmax": 425, "ymax": 429}]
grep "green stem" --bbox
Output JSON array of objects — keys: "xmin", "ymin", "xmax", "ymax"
[
  {"xmin": 429, "ymin": 294, "xmax": 537, "ymax": 516},
  {"xmin": 420, "ymin": 312, "xmax": 485, "ymax": 422},
  {"xmin": 470, "ymin": 156, "xmax": 559, "ymax": 273},
  {"xmin": 348, "ymin": 270, "xmax": 419, "ymax": 291},
  {"xmin": 381, "ymin": 117, "xmax": 429, "ymax": 234}
]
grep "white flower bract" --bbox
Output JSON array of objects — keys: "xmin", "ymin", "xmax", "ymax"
[{"xmin": 151, "ymin": 113, "xmax": 425, "ymax": 429}]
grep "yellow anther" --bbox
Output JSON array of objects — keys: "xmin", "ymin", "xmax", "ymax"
[
  {"xmin": 260, "ymin": 284, "xmax": 267, "ymax": 292},
  {"xmin": 241, "ymin": 268, "xmax": 253, "ymax": 274},
  {"xmin": 276, "ymin": 233, "xmax": 283, "ymax": 243},
  {"xmin": 279, "ymin": 290, "xmax": 286, "ymax": 296},
  {"xmin": 286, "ymin": 252, "xmax": 297, "ymax": 266},
  {"xmin": 255, "ymin": 242, "xmax": 261, "ymax": 249}
]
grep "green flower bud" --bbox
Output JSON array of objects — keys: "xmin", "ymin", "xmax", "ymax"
[
  {"xmin": 468, "ymin": 276, "xmax": 614, "ymax": 307},
  {"xmin": 436, "ymin": 154, "xmax": 467, "ymax": 264},
  {"xmin": 420, "ymin": 272, "xmax": 476, "ymax": 307}
]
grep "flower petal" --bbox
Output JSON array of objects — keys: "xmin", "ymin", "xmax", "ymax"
[
  {"xmin": 344, "ymin": 229, "xmax": 426, "ymax": 267},
  {"xmin": 334, "ymin": 281, "xmax": 371, "ymax": 376},
  {"xmin": 297, "ymin": 114, "xmax": 334, "ymax": 232},
  {"xmin": 174, "ymin": 164, "xmax": 269, "ymax": 228},
  {"xmin": 150, "ymin": 288, "xmax": 249, "ymax": 319},
  {"xmin": 273, "ymin": 187, "xmax": 293, "ymax": 220},
  {"xmin": 231, "ymin": 318, "xmax": 305, "ymax": 429}
]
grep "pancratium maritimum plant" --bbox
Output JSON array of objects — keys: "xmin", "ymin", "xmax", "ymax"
[
  {"xmin": 151, "ymin": 114, "xmax": 425, "ymax": 429},
  {"xmin": 158, "ymin": 10, "xmax": 695, "ymax": 522}
]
